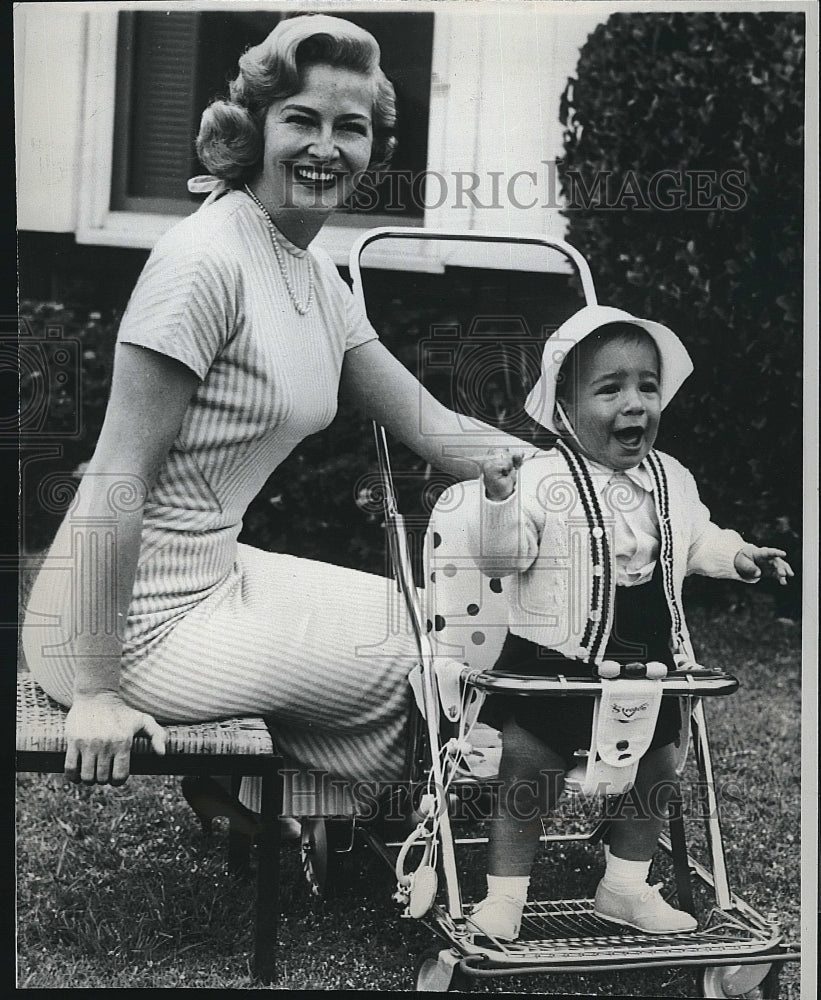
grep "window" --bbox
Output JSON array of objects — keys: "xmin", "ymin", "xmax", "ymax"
[{"xmin": 111, "ymin": 9, "xmax": 434, "ymax": 219}]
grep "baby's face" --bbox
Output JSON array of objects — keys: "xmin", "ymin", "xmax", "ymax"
[{"xmin": 561, "ymin": 336, "xmax": 661, "ymax": 470}]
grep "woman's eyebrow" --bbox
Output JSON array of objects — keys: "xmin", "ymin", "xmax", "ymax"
[{"xmin": 281, "ymin": 103, "xmax": 370, "ymax": 122}]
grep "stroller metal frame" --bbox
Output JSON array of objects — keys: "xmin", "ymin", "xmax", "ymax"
[{"xmin": 346, "ymin": 228, "xmax": 800, "ymax": 995}]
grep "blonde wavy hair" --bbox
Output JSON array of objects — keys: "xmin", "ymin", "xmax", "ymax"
[{"xmin": 196, "ymin": 14, "xmax": 397, "ymax": 183}]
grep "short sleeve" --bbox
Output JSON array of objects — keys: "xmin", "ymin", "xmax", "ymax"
[
  {"xmin": 311, "ymin": 245, "xmax": 379, "ymax": 352},
  {"xmin": 343, "ymin": 279, "xmax": 380, "ymax": 351},
  {"xmin": 116, "ymin": 221, "xmax": 239, "ymax": 380}
]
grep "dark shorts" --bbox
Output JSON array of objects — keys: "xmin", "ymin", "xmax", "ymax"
[{"xmin": 480, "ymin": 571, "xmax": 682, "ymax": 768}]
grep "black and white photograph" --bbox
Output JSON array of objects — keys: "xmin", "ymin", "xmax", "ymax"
[{"xmin": 14, "ymin": 0, "xmax": 817, "ymax": 993}]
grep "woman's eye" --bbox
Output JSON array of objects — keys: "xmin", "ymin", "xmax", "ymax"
[
  {"xmin": 597, "ymin": 385, "xmax": 619, "ymax": 395},
  {"xmin": 339, "ymin": 122, "xmax": 369, "ymax": 136},
  {"xmin": 286, "ymin": 115, "xmax": 314, "ymax": 127},
  {"xmin": 641, "ymin": 382, "xmax": 660, "ymax": 393}
]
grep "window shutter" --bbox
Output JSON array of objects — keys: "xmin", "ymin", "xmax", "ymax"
[
  {"xmin": 129, "ymin": 13, "xmax": 201, "ymax": 200},
  {"xmin": 112, "ymin": 12, "xmax": 202, "ymax": 211}
]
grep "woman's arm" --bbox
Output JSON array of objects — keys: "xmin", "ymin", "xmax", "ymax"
[
  {"xmin": 60, "ymin": 343, "xmax": 200, "ymax": 784},
  {"xmin": 340, "ymin": 339, "xmax": 541, "ymax": 481}
]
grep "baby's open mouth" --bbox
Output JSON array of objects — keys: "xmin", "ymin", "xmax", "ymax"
[{"xmin": 614, "ymin": 427, "xmax": 644, "ymax": 448}]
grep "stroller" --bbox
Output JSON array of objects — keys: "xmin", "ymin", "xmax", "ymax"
[{"xmin": 300, "ymin": 229, "xmax": 800, "ymax": 996}]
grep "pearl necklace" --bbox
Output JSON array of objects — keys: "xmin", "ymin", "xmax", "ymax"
[{"xmin": 243, "ymin": 184, "xmax": 314, "ymax": 315}]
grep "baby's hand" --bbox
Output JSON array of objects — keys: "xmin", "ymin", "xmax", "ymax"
[
  {"xmin": 734, "ymin": 545, "xmax": 794, "ymax": 586},
  {"xmin": 481, "ymin": 449, "xmax": 524, "ymax": 502}
]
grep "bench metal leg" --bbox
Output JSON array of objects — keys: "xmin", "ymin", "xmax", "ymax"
[{"xmin": 253, "ymin": 764, "xmax": 281, "ymax": 985}]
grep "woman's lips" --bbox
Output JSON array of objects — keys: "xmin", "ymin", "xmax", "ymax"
[{"xmin": 292, "ymin": 165, "xmax": 343, "ymax": 188}]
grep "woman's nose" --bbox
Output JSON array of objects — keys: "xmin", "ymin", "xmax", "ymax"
[{"xmin": 308, "ymin": 126, "xmax": 337, "ymax": 160}]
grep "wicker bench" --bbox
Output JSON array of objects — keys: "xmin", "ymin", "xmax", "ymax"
[{"xmin": 15, "ymin": 672, "xmax": 284, "ymax": 984}]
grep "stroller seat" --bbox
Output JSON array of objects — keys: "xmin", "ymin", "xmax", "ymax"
[{"xmin": 421, "ymin": 477, "xmax": 689, "ymax": 796}]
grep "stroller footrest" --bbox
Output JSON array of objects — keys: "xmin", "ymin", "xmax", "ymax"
[{"xmin": 460, "ymin": 897, "xmax": 783, "ymax": 965}]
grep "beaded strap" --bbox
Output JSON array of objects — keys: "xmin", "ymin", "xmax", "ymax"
[
  {"xmin": 645, "ymin": 450, "xmax": 687, "ymax": 654},
  {"xmin": 554, "ymin": 440, "xmax": 614, "ymax": 664}
]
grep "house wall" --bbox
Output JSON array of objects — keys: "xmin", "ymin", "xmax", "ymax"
[{"xmin": 15, "ymin": 1, "xmax": 612, "ymax": 299}]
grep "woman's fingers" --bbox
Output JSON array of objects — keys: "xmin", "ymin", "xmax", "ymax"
[
  {"xmin": 80, "ymin": 746, "xmax": 100, "ymax": 785},
  {"xmin": 140, "ymin": 715, "xmax": 167, "ymax": 756},
  {"xmin": 62, "ymin": 697, "xmax": 166, "ymax": 785},
  {"xmin": 64, "ymin": 745, "xmax": 81, "ymax": 784},
  {"xmin": 111, "ymin": 748, "xmax": 132, "ymax": 786}
]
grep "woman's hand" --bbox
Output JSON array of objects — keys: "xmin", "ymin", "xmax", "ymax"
[
  {"xmin": 481, "ymin": 449, "xmax": 524, "ymax": 502},
  {"xmin": 64, "ymin": 692, "xmax": 166, "ymax": 786},
  {"xmin": 341, "ymin": 340, "xmax": 541, "ymax": 480},
  {"xmin": 734, "ymin": 545, "xmax": 794, "ymax": 586}
]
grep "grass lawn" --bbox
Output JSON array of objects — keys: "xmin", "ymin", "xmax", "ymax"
[{"xmin": 16, "ymin": 590, "xmax": 804, "ymax": 993}]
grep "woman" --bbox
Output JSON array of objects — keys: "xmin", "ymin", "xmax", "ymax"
[{"xmin": 22, "ymin": 15, "xmax": 527, "ymax": 813}]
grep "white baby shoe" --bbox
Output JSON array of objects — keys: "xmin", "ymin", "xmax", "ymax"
[
  {"xmin": 593, "ymin": 880, "xmax": 697, "ymax": 934},
  {"xmin": 467, "ymin": 893, "xmax": 525, "ymax": 941}
]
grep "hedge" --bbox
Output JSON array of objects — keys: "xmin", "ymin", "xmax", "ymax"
[{"xmin": 557, "ymin": 10, "xmax": 804, "ymax": 572}]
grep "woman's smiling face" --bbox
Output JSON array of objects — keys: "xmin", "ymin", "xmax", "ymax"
[
  {"xmin": 558, "ymin": 333, "xmax": 662, "ymax": 470},
  {"xmin": 257, "ymin": 63, "xmax": 374, "ymax": 233}
]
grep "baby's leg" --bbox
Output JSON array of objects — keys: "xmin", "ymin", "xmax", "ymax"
[
  {"xmin": 488, "ymin": 715, "xmax": 566, "ymax": 876},
  {"xmin": 594, "ymin": 743, "xmax": 696, "ymax": 933},
  {"xmin": 609, "ymin": 743, "xmax": 678, "ymax": 860},
  {"xmin": 468, "ymin": 717, "xmax": 566, "ymax": 940}
]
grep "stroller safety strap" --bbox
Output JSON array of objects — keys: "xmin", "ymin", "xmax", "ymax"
[
  {"xmin": 407, "ymin": 659, "xmax": 487, "ymax": 728},
  {"xmin": 576, "ymin": 675, "xmax": 664, "ymax": 797}
]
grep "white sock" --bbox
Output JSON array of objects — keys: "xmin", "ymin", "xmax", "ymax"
[
  {"xmin": 601, "ymin": 854, "xmax": 651, "ymax": 894},
  {"xmin": 487, "ymin": 874, "xmax": 530, "ymax": 904}
]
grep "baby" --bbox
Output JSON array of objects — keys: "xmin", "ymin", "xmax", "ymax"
[{"xmin": 468, "ymin": 304, "xmax": 792, "ymax": 940}]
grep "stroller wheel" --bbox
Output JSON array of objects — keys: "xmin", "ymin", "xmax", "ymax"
[
  {"xmin": 300, "ymin": 818, "xmax": 353, "ymax": 900},
  {"xmin": 414, "ymin": 949, "xmax": 465, "ymax": 992},
  {"xmin": 700, "ymin": 961, "xmax": 781, "ymax": 998}
]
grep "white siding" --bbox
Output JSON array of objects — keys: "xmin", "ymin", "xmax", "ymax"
[
  {"xmin": 15, "ymin": 1, "xmax": 611, "ymax": 266},
  {"xmin": 15, "ymin": 3, "xmax": 87, "ymax": 232}
]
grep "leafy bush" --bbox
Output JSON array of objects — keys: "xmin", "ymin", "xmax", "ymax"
[
  {"xmin": 558, "ymin": 10, "xmax": 804, "ymax": 572},
  {"xmin": 20, "ymin": 302, "xmax": 120, "ymax": 553}
]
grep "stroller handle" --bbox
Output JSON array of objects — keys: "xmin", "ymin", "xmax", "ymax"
[{"xmin": 348, "ymin": 226, "xmax": 598, "ymax": 308}]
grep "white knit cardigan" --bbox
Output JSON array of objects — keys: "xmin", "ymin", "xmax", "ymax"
[{"xmin": 471, "ymin": 442, "xmax": 750, "ymax": 666}]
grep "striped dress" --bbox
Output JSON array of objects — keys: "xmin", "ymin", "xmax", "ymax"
[{"xmin": 22, "ymin": 190, "xmax": 416, "ymax": 813}]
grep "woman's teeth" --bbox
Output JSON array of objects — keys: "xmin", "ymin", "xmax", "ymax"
[{"xmin": 294, "ymin": 166, "xmax": 338, "ymax": 184}]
